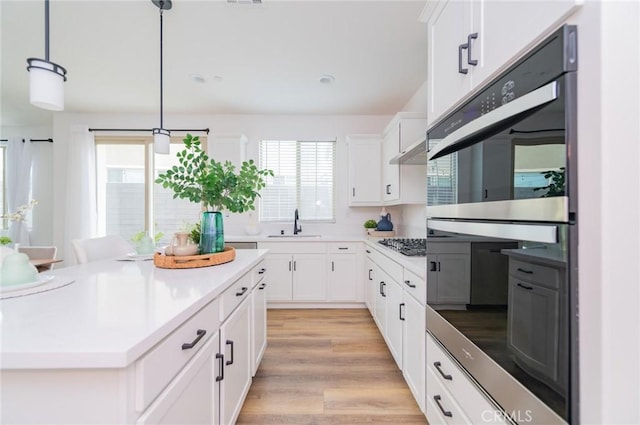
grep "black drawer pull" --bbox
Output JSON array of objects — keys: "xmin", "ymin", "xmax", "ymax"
[
  {"xmin": 430, "ymin": 261, "xmax": 438, "ymax": 272},
  {"xmin": 467, "ymin": 32, "xmax": 478, "ymax": 66},
  {"xmin": 368, "ymin": 269, "xmax": 373, "ymax": 281},
  {"xmin": 517, "ymin": 267, "xmax": 533, "ymax": 274},
  {"xmin": 458, "ymin": 42, "xmax": 469, "ymax": 74},
  {"xmin": 386, "ymin": 184, "xmax": 391, "ymax": 195},
  {"xmin": 338, "ymin": 247, "xmax": 349, "ymax": 250},
  {"xmin": 517, "ymin": 283, "xmax": 534, "ymax": 291},
  {"xmin": 236, "ymin": 286, "xmax": 248, "ymax": 296},
  {"xmin": 434, "ymin": 395, "xmax": 453, "ymax": 418},
  {"xmin": 366, "ymin": 250, "xmax": 371, "ymax": 254},
  {"xmin": 225, "ymin": 340, "xmax": 234, "ymax": 365},
  {"xmin": 404, "ymin": 280, "xmax": 416, "ymax": 288},
  {"xmin": 434, "ymin": 361, "xmax": 453, "ymax": 380},
  {"xmin": 259, "ymin": 283, "xmax": 267, "ymax": 290},
  {"xmin": 381, "ymin": 282, "xmax": 386, "ymax": 297},
  {"xmin": 258, "ymin": 268, "xmax": 266, "ymax": 274},
  {"xmin": 399, "ymin": 303, "xmax": 405, "ymax": 321},
  {"xmin": 215, "ymin": 353, "xmax": 224, "ymax": 382},
  {"xmin": 181, "ymin": 329, "xmax": 206, "ymax": 350}
]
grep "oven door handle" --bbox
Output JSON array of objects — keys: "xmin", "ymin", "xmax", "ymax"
[{"xmin": 427, "ymin": 81, "xmax": 559, "ymax": 161}]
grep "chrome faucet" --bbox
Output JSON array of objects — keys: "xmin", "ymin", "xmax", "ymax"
[{"xmin": 293, "ymin": 208, "xmax": 302, "ymax": 235}]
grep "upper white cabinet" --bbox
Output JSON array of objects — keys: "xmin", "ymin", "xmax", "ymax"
[
  {"xmin": 209, "ymin": 134, "xmax": 248, "ymax": 168},
  {"xmin": 347, "ymin": 135, "xmax": 382, "ymax": 206},
  {"xmin": 382, "ymin": 113, "xmax": 428, "ymax": 205},
  {"xmin": 425, "ymin": 0, "xmax": 581, "ymax": 124}
]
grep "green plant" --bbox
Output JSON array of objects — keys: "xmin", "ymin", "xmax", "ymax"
[
  {"xmin": 0, "ymin": 236, "xmax": 12, "ymax": 246},
  {"xmin": 364, "ymin": 219, "xmax": 378, "ymax": 229},
  {"xmin": 533, "ymin": 167, "xmax": 565, "ymax": 197},
  {"xmin": 155, "ymin": 134, "xmax": 274, "ymax": 212},
  {"xmin": 189, "ymin": 222, "xmax": 201, "ymax": 245}
]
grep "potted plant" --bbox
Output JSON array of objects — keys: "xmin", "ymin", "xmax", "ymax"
[
  {"xmin": 155, "ymin": 134, "xmax": 273, "ymax": 253},
  {"xmin": 364, "ymin": 219, "xmax": 377, "ymax": 235}
]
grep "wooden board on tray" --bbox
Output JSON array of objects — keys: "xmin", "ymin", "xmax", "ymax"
[{"xmin": 153, "ymin": 247, "xmax": 236, "ymax": 269}]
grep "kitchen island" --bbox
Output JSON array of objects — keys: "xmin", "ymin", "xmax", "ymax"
[{"xmin": 1, "ymin": 248, "xmax": 268, "ymax": 424}]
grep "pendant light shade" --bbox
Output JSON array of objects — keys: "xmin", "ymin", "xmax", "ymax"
[
  {"xmin": 26, "ymin": 0, "xmax": 67, "ymax": 111},
  {"xmin": 152, "ymin": 0, "xmax": 172, "ymax": 154},
  {"xmin": 153, "ymin": 128, "xmax": 171, "ymax": 154}
]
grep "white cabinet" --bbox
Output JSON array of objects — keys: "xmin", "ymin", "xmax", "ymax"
[
  {"xmin": 251, "ymin": 263, "xmax": 267, "ymax": 376},
  {"xmin": 426, "ymin": 332, "xmax": 506, "ymax": 425},
  {"xmin": 136, "ymin": 334, "xmax": 218, "ymax": 425},
  {"xmin": 425, "ymin": 0, "xmax": 581, "ymax": 124},
  {"xmin": 347, "ymin": 135, "xmax": 382, "ymax": 206},
  {"xmin": 427, "ymin": 243, "xmax": 471, "ymax": 306},
  {"xmin": 374, "ymin": 263, "xmax": 388, "ymax": 334},
  {"xmin": 402, "ymin": 293, "xmax": 425, "ymax": 412},
  {"xmin": 209, "ymin": 134, "xmax": 247, "ymax": 168},
  {"xmin": 364, "ymin": 250, "xmax": 377, "ymax": 315},
  {"xmin": 220, "ymin": 298, "xmax": 252, "ymax": 425},
  {"xmin": 382, "ymin": 113, "xmax": 428, "ymax": 205},
  {"xmin": 263, "ymin": 253, "xmax": 294, "ymax": 301},
  {"xmin": 385, "ymin": 277, "xmax": 404, "ymax": 369},
  {"xmin": 327, "ymin": 253, "xmax": 358, "ymax": 301},
  {"xmin": 262, "ymin": 253, "xmax": 327, "ymax": 301}
]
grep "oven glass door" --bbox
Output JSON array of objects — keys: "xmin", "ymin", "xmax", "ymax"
[{"xmin": 426, "ymin": 221, "xmax": 572, "ymax": 423}]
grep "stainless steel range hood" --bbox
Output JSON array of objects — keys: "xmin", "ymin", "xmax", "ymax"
[{"xmin": 389, "ymin": 137, "xmax": 427, "ymax": 164}]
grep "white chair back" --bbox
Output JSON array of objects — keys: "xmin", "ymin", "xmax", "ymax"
[
  {"xmin": 18, "ymin": 246, "xmax": 58, "ymax": 271},
  {"xmin": 71, "ymin": 235, "xmax": 134, "ymax": 264}
]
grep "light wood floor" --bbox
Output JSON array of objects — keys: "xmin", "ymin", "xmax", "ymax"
[{"xmin": 237, "ymin": 308, "xmax": 428, "ymax": 425}]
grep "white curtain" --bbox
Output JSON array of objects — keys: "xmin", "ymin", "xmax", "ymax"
[
  {"xmin": 63, "ymin": 125, "xmax": 97, "ymax": 266},
  {"xmin": 6, "ymin": 137, "xmax": 34, "ymax": 245}
]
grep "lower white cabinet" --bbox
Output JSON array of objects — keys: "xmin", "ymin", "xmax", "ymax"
[
  {"xmin": 364, "ymin": 252, "xmax": 376, "ymax": 315},
  {"xmin": 262, "ymin": 253, "xmax": 326, "ymax": 301},
  {"xmin": 402, "ymin": 293, "xmax": 426, "ymax": 411},
  {"xmin": 220, "ymin": 298, "xmax": 252, "ymax": 425},
  {"xmin": 327, "ymin": 253, "xmax": 358, "ymax": 301},
  {"xmin": 137, "ymin": 334, "xmax": 219, "ymax": 425},
  {"xmin": 251, "ymin": 268, "xmax": 268, "ymax": 376},
  {"xmin": 385, "ymin": 277, "xmax": 404, "ymax": 369}
]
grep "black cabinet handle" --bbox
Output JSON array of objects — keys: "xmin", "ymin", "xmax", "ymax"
[
  {"xmin": 368, "ymin": 269, "xmax": 373, "ymax": 281},
  {"xmin": 366, "ymin": 249, "xmax": 371, "ymax": 254},
  {"xmin": 458, "ymin": 42, "xmax": 469, "ymax": 74},
  {"xmin": 438, "ymin": 262, "xmax": 441, "ymax": 272},
  {"xmin": 331, "ymin": 261, "xmax": 335, "ymax": 272},
  {"xmin": 434, "ymin": 361, "xmax": 453, "ymax": 380},
  {"xmin": 381, "ymin": 282, "xmax": 387, "ymax": 297},
  {"xmin": 293, "ymin": 261, "xmax": 297, "ymax": 272},
  {"xmin": 517, "ymin": 283, "xmax": 534, "ymax": 291},
  {"xmin": 484, "ymin": 189, "xmax": 488, "ymax": 199},
  {"xmin": 467, "ymin": 32, "xmax": 478, "ymax": 66},
  {"xmin": 181, "ymin": 329, "xmax": 206, "ymax": 350},
  {"xmin": 258, "ymin": 268, "xmax": 266, "ymax": 274},
  {"xmin": 289, "ymin": 261, "xmax": 292, "ymax": 271},
  {"xmin": 225, "ymin": 340, "xmax": 234, "ymax": 365},
  {"xmin": 215, "ymin": 353, "xmax": 224, "ymax": 382},
  {"xmin": 338, "ymin": 247, "xmax": 348, "ymax": 250},
  {"xmin": 404, "ymin": 280, "xmax": 416, "ymax": 288},
  {"xmin": 386, "ymin": 184, "xmax": 391, "ymax": 195},
  {"xmin": 433, "ymin": 395, "xmax": 453, "ymax": 418},
  {"xmin": 430, "ymin": 261, "xmax": 437, "ymax": 272},
  {"xmin": 379, "ymin": 281, "xmax": 384, "ymax": 295},
  {"xmin": 259, "ymin": 283, "xmax": 267, "ymax": 290},
  {"xmin": 236, "ymin": 286, "xmax": 248, "ymax": 296},
  {"xmin": 352, "ymin": 188, "xmax": 355, "ymax": 197},
  {"xmin": 517, "ymin": 267, "xmax": 533, "ymax": 274},
  {"xmin": 399, "ymin": 303, "xmax": 405, "ymax": 321}
]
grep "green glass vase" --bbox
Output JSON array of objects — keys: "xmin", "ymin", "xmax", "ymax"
[{"xmin": 200, "ymin": 211, "xmax": 224, "ymax": 253}]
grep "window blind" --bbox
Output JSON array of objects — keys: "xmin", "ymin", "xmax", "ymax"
[
  {"xmin": 427, "ymin": 138, "xmax": 458, "ymax": 206},
  {"xmin": 259, "ymin": 140, "xmax": 335, "ymax": 222}
]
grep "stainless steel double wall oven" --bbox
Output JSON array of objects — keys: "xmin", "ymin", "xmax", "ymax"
[{"xmin": 426, "ymin": 26, "xmax": 578, "ymax": 424}]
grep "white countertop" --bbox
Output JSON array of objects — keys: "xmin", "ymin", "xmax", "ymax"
[
  {"xmin": 0, "ymin": 249, "xmax": 268, "ymax": 370},
  {"xmin": 227, "ymin": 234, "xmax": 365, "ymax": 242}
]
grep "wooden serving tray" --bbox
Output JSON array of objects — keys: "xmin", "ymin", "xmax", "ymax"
[{"xmin": 153, "ymin": 247, "xmax": 236, "ymax": 269}]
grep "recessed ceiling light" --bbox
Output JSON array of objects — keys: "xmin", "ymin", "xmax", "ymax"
[
  {"xmin": 319, "ymin": 74, "xmax": 335, "ymax": 84},
  {"xmin": 189, "ymin": 74, "xmax": 206, "ymax": 84}
]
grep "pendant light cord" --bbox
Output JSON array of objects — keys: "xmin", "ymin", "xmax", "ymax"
[
  {"xmin": 44, "ymin": 0, "xmax": 50, "ymax": 61},
  {"xmin": 159, "ymin": 4, "xmax": 164, "ymax": 129}
]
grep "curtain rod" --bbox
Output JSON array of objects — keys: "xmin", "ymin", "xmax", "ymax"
[
  {"xmin": 88, "ymin": 128, "xmax": 210, "ymax": 134},
  {"xmin": 0, "ymin": 138, "xmax": 53, "ymax": 143}
]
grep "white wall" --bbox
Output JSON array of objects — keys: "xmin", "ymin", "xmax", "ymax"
[
  {"xmin": 50, "ymin": 112, "xmax": 398, "ymax": 263},
  {"xmin": 567, "ymin": 2, "xmax": 640, "ymax": 423}
]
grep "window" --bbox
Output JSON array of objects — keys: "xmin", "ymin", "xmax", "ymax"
[
  {"xmin": 427, "ymin": 138, "xmax": 458, "ymax": 206},
  {"xmin": 0, "ymin": 144, "xmax": 6, "ymax": 229},
  {"xmin": 259, "ymin": 140, "xmax": 335, "ymax": 222},
  {"xmin": 95, "ymin": 136, "xmax": 205, "ymax": 243}
]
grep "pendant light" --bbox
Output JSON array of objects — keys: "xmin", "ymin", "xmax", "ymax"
[
  {"xmin": 26, "ymin": 0, "xmax": 67, "ymax": 111},
  {"xmin": 152, "ymin": 0, "xmax": 172, "ymax": 154}
]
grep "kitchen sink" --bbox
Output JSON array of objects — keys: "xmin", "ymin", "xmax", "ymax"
[{"xmin": 267, "ymin": 234, "xmax": 322, "ymax": 238}]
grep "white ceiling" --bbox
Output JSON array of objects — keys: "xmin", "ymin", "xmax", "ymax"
[{"xmin": 1, "ymin": 0, "xmax": 428, "ymax": 127}]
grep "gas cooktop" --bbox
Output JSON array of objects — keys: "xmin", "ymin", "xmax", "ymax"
[{"xmin": 377, "ymin": 238, "xmax": 426, "ymax": 257}]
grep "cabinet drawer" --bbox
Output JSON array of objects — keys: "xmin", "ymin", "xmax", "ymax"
[
  {"xmin": 403, "ymin": 268, "xmax": 425, "ymax": 305},
  {"xmin": 257, "ymin": 242, "xmax": 326, "ymax": 253},
  {"xmin": 135, "ymin": 299, "xmax": 220, "ymax": 412},
  {"xmin": 426, "ymin": 333, "xmax": 506, "ymax": 424},
  {"xmin": 252, "ymin": 261, "xmax": 266, "ymax": 288},
  {"xmin": 509, "ymin": 259, "xmax": 561, "ymax": 289},
  {"xmin": 326, "ymin": 242, "xmax": 360, "ymax": 253},
  {"xmin": 367, "ymin": 247, "xmax": 403, "ymax": 282},
  {"xmin": 426, "ymin": 367, "xmax": 471, "ymax": 425},
  {"xmin": 220, "ymin": 271, "xmax": 252, "ymax": 321}
]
